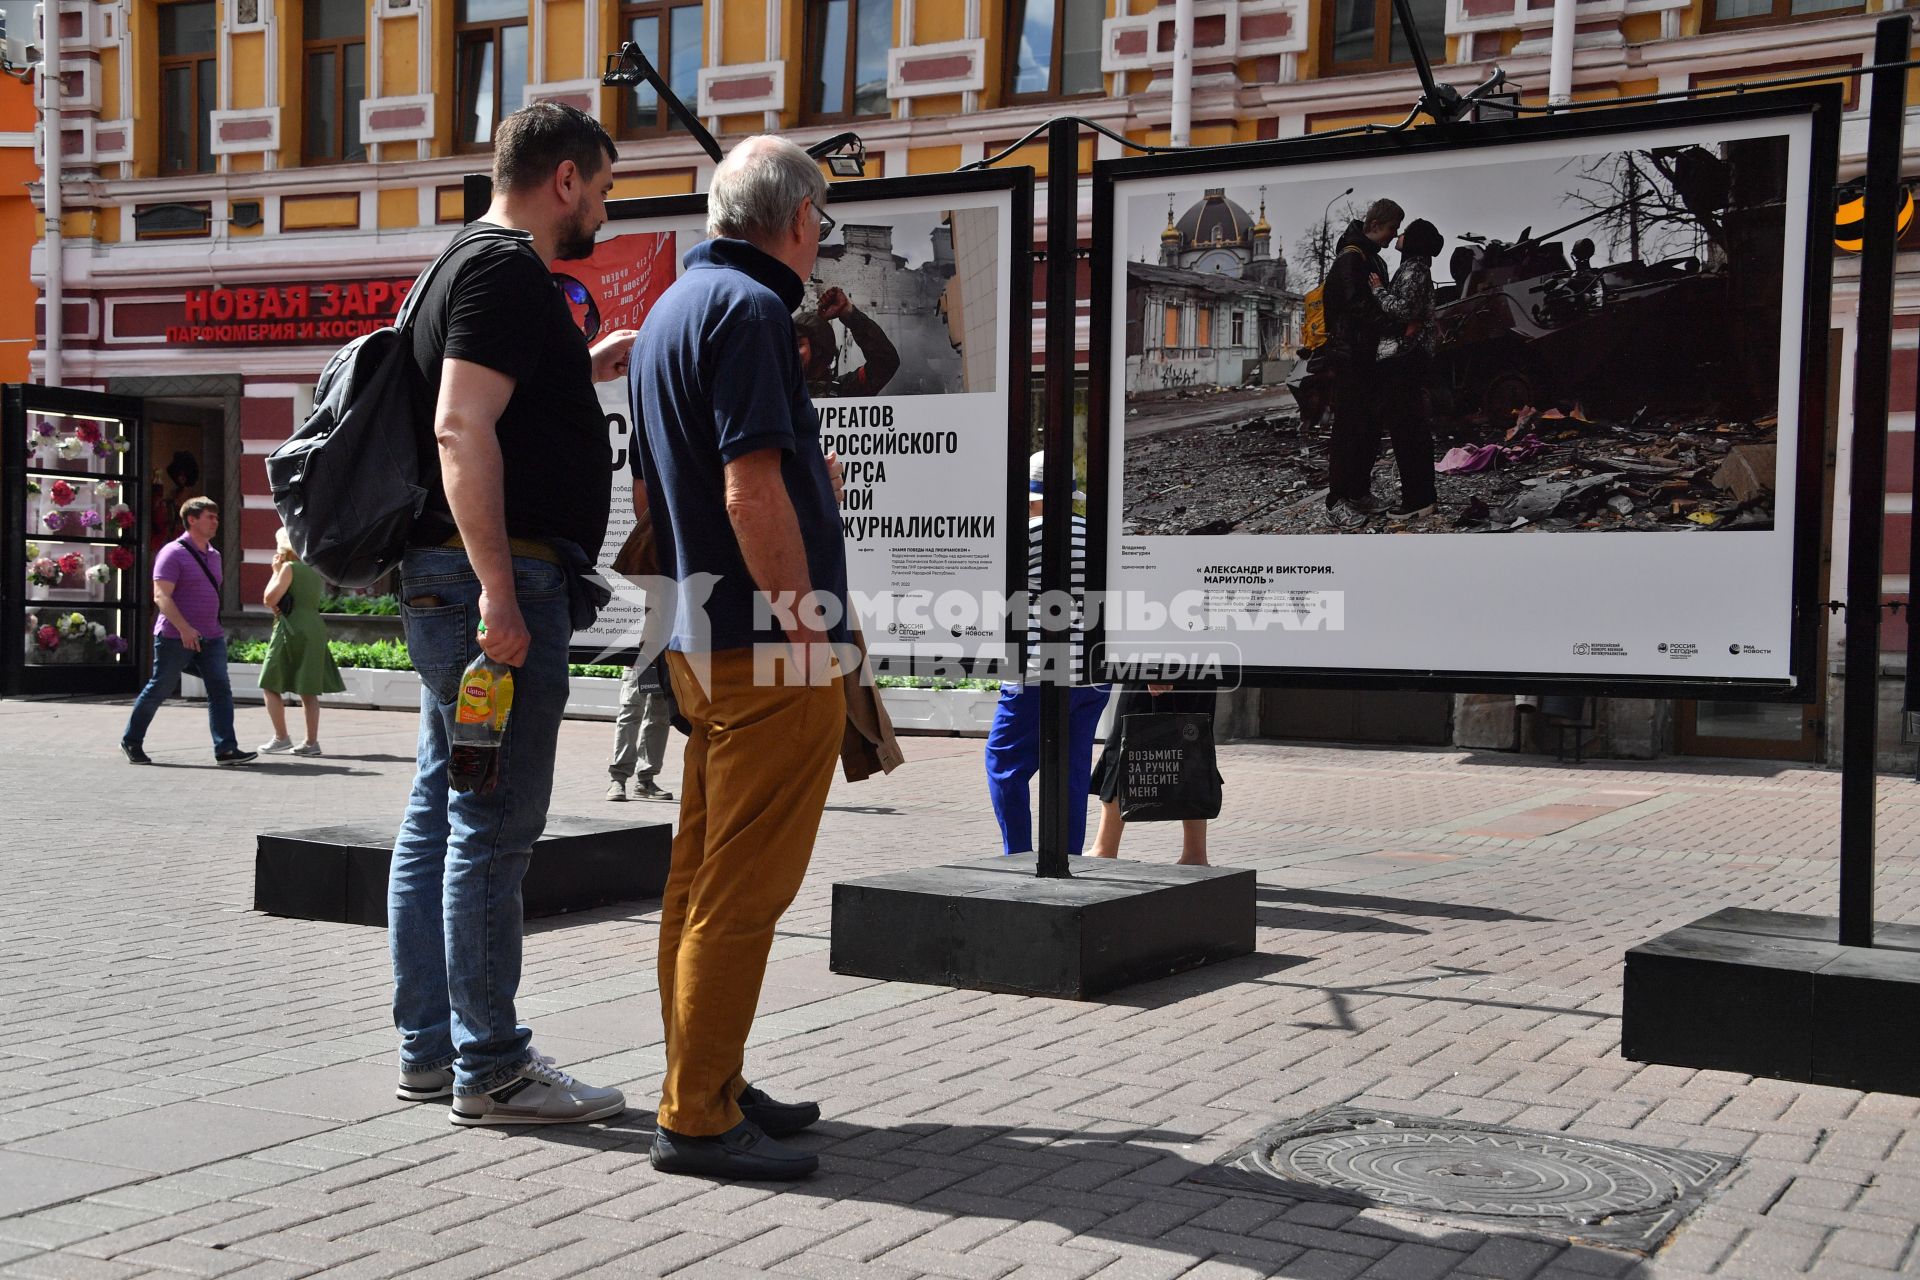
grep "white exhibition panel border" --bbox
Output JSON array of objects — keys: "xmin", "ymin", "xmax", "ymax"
[{"xmin": 1100, "ymin": 110, "xmax": 1820, "ymax": 686}]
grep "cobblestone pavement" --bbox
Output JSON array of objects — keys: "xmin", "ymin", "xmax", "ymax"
[{"xmin": 3, "ymin": 697, "xmax": 1918, "ymax": 1280}]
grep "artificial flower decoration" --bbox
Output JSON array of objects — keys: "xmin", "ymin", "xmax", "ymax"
[
  {"xmin": 74, "ymin": 421, "xmax": 102, "ymax": 445},
  {"xmin": 59, "ymin": 612, "xmax": 90, "ymax": 639},
  {"xmin": 57, "ymin": 552, "xmax": 83, "ymax": 577},
  {"xmin": 87, "ymin": 564, "xmax": 112, "ymax": 586},
  {"xmin": 104, "ymin": 634, "xmax": 128, "ymax": 655},
  {"xmin": 78, "ymin": 510, "xmax": 102, "ymax": 530},
  {"xmin": 111, "ymin": 506, "xmax": 135, "ymax": 530},
  {"xmin": 25, "ymin": 541, "xmax": 40, "ymax": 560},
  {"xmin": 106, "ymin": 546, "xmax": 135, "ymax": 571},
  {"xmin": 26, "ymin": 480, "xmax": 40, "ymax": 496},
  {"xmin": 97, "ymin": 480, "xmax": 121, "ymax": 504},
  {"xmin": 92, "ymin": 440, "xmax": 110, "ymax": 458},
  {"xmin": 109, "ymin": 436, "xmax": 130, "ymax": 454},
  {"xmin": 55, "ymin": 437, "xmax": 86, "ymax": 461},
  {"xmin": 43, "ymin": 511, "xmax": 69, "ymax": 533},
  {"xmin": 50, "ymin": 480, "xmax": 76, "ymax": 506},
  {"xmin": 35, "ymin": 625, "xmax": 58, "ymax": 651},
  {"xmin": 27, "ymin": 557, "xmax": 60, "ymax": 587}
]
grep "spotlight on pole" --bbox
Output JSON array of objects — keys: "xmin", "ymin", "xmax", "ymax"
[{"xmin": 806, "ymin": 132, "xmax": 868, "ymax": 178}]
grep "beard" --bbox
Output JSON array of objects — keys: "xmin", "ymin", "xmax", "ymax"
[{"xmin": 556, "ymin": 205, "xmax": 598, "ymax": 263}]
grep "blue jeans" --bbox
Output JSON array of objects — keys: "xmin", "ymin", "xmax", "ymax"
[
  {"xmin": 387, "ymin": 546, "xmax": 573, "ymax": 1096},
  {"xmin": 123, "ymin": 634, "xmax": 237, "ymax": 755},
  {"xmin": 983, "ymin": 683, "xmax": 1111, "ymax": 856}
]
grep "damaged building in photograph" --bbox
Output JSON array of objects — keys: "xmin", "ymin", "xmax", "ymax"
[
  {"xmin": 809, "ymin": 217, "xmax": 985, "ymax": 396},
  {"xmin": 1126, "ymin": 190, "xmax": 1303, "ymax": 397}
]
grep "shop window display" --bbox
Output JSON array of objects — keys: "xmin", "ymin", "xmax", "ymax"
[{"xmin": 4, "ymin": 388, "xmax": 147, "ymax": 695}]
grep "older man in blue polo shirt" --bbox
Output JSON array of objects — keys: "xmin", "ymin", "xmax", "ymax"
[{"xmin": 628, "ymin": 135, "xmax": 850, "ymax": 1182}]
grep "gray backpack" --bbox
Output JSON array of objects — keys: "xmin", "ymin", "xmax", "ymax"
[{"xmin": 266, "ymin": 225, "xmax": 529, "ymax": 588}]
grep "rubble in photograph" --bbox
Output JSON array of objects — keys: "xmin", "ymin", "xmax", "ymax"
[{"xmin": 1120, "ymin": 393, "xmax": 1778, "ymax": 535}]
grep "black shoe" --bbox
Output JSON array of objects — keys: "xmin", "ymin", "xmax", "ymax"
[
  {"xmin": 650, "ymin": 1118, "xmax": 818, "ymax": 1181},
  {"xmin": 121, "ymin": 741, "xmax": 152, "ymax": 765},
  {"xmin": 214, "ymin": 749, "xmax": 259, "ymax": 766},
  {"xmin": 738, "ymin": 1084, "xmax": 819, "ymax": 1138},
  {"xmin": 1387, "ymin": 501, "xmax": 1437, "ymax": 520},
  {"xmin": 1324, "ymin": 498, "xmax": 1369, "ymax": 530},
  {"xmin": 632, "ymin": 777, "xmax": 675, "ymax": 801}
]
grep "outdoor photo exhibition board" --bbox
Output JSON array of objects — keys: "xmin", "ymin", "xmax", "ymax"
[
  {"xmin": 568, "ymin": 172, "xmax": 1030, "ymax": 669},
  {"xmin": 1090, "ymin": 91, "xmax": 1837, "ymax": 693}
]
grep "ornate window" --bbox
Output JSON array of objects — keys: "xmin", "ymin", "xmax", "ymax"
[
  {"xmin": 1703, "ymin": 0, "xmax": 1860, "ymax": 31},
  {"xmin": 159, "ymin": 1, "xmax": 217, "ymax": 175},
  {"xmin": 618, "ymin": 0, "xmax": 703, "ymax": 136},
  {"xmin": 303, "ymin": 0, "xmax": 366, "ymax": 163},
  {"xmin": 455, "ymin": 0, "xmax": 527, "ymax": 150},
  {"xmin": 1322, "ymin": 0, "xmax": 1445, "ymax": 74},
  {"xmin": 1006, "ymin": 0, "xmax": 1104, "ymax": 101},
  {"xmin": 804, "ymin": 0, "xmax": 891, "ymax": 121}
]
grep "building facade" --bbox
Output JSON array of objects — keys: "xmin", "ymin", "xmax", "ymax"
[
  {"xmin": 20, "ymin": 0, "xmax": 1920, "ymax": 763},
  {"xmin": 1, "ymin": 69, "xmax": 37, "ymax": 383}
]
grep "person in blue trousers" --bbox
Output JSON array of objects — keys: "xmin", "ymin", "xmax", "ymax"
[{"xmin": 984, "ymin": 452, "xmax": 1111, "ymax": 855}]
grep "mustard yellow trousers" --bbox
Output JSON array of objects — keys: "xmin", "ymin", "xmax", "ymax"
[{"xmin": 658, "ymin": 648, "xmax": 844, "ymax": 1136}]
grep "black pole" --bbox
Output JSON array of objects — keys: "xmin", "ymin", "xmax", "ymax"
[
  {"xmin": 1839, "ymin": 15, "xmax": 1909, "ymax": 948},
  {"xmin": 602, "ymin": 42, "xmax": 724, "ymax": 163},
  {"xmin": 1035, "ymin": 119, "xmax": 1078, "ymax": 880}
]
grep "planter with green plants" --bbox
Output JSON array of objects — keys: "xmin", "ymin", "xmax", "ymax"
[
  {"xmin": 191, "ymin": 644, "xmax": 1002, "ymax": 733},
  {"xmin": 311, "ymin": 593, "xmax": 405, "ymax": 644},
  {"xmin": 872, "ymin": 675, "xmax": 1003, "ymax": 735}
]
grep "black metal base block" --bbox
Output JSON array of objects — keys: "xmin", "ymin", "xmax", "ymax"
[
  {"xmin": 255, "ymin": 817, "xmax": 673, "ymax": 927},
  {"xmin": 1623, "ymin": 907, "xmax": 1920, "ymax": 1096},
  {"xmin": 830, "ymin": 855, "xmax": 1256, "ymax": 999}
]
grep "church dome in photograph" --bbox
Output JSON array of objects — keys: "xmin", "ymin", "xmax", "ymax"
[{"xmin": 1172, "ymin": 189, "xmax": 1256, "ymax": 250}]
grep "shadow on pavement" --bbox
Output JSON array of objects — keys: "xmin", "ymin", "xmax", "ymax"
[
  {"xmin": 1454, "ymin": 750, "xmax": 1800, "ymax": 779},
  {"xmin": 521, "ymin": 1112, "xmax": 1652, "ymax": 1277},
  {"xmin": 1098, "ymin": 953, "xmax": 1315, "ymax": 1010},
  {"xmin": 1256, "ymin": 887, "xmax": 1556, "ymax": 924},
  {"xmin": 1255, "ymin": 906, "xmax": 1428, "ymax": 936}
]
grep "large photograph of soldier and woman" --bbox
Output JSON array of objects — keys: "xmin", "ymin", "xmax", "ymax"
[{"xmin": 1114, "ymin": 126, "xmax": 1801, "ymax": 536}]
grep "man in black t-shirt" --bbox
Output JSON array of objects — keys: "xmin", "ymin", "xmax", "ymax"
[{"xmin": 388, "ymin": 102, "xmax": 639, "ymax": 1131}]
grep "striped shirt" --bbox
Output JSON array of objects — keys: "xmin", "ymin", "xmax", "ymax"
[
  {"xmin": 1023, "ymin": 513, "xmax": 1088, "ymax": 685},
  {"xmin": 151, "ymin": 536, "xmax": 223, "ymax": 640}
]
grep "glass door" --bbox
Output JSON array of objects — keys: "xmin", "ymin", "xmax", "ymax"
[{"xmin": 3, "ymin": 385, "xmax": 147, "ymax": 696}]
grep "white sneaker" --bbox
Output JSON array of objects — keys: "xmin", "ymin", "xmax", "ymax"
[
  {"xmin": 450, "ymin": 1056, "xmax": 625, "ymax": 1126},
  {"xmin": 291, "ymin": 742, "xmax": 323, "ymax": 757},
  {"xmin": 398, "ymin": 1047, "xmax": 559, "ymax": 1103},
  {"xmin": 258, "ymin": 737, "xmax": 294, "ymax": 754},
  {"xmin": 397, "ymin": 1064, "xmax": 454, "ymax": 1102}
]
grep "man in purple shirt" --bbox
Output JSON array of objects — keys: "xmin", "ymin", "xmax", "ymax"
[{"xmin": 121, "ymin": 497, "xmax": 257, "ymax": 765}]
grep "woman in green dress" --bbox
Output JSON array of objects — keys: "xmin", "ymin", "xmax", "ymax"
[{"xmin": 257, "ymin": 528, "xmax": 344, "ymax": 756}]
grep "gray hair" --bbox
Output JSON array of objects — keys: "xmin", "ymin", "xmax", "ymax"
[{"xmin": 707, "ymin": 135, "xmax": 828, "ymax": 243}]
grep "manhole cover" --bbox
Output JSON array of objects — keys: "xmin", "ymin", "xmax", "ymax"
[{"xmin": 1193, "ymin": 1106, "xmax": 1738, "ymax": 1253}]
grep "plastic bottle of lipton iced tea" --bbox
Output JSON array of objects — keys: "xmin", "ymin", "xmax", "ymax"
[{"xmin": 449, "ymin": 624, "xmax": 514, "ymax": 793}]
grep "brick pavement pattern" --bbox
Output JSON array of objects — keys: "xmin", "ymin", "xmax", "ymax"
[{"xmin": 2, "ymin": 698, "xmax": 1918, "ymax": 1279}]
